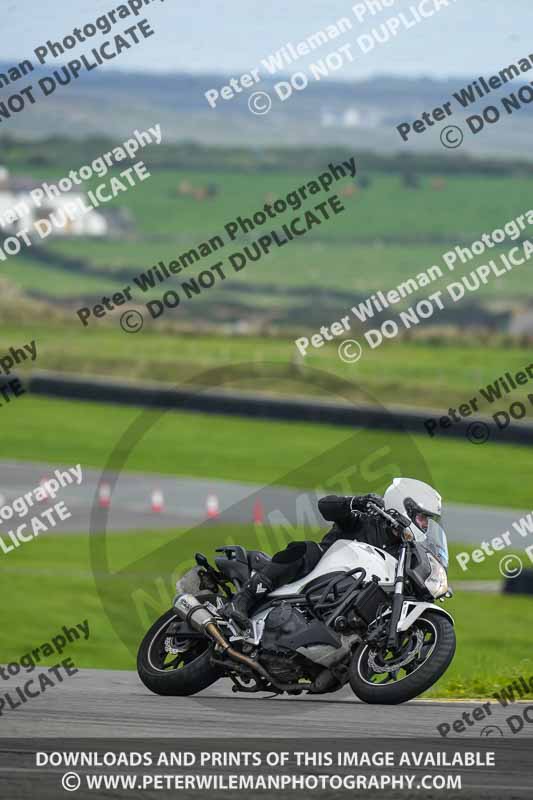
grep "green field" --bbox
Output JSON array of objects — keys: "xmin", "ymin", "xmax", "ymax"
[
  {"xmin": 42, "ymin": 237, "xmax": 531, "ymax": 302},
  {"xmin": 5, "ymin": 162, "xmax": 532, "ymax": 418},
  {"xmin": 2, "ymin": 394, "xmax": 533, "ymax": 510},
  {"xmin": 15, "ymin": 168, "xmax": 533, "ymax": 241},
  {"xmin": 106, "ymin": 170, "xmax": 533, "ymax": 242},
  {"xmin": 5, "ymin": 319, "xmax": 533, "ymax": 411},
  {"xmin": 4, "ymin": 167, "xmax": 533, "ymax": 310},
  {"xmin": 1, "ymin": 528, "xmax": 531, "ymax": 699},
  {"xmin": 2, "ymin": 254, "xmax": 120, "ymax": 297}
]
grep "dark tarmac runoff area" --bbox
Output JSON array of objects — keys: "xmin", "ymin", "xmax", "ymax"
[{"xmin": 1, "ymin": 668, "xmax": 532, "ymax": 739}]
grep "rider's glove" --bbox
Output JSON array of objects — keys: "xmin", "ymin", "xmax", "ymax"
[
  {"xmin": 318, "ymin": 495, "xmax": 352, "ymax": 522},
  {"xmin": 350, "ymin": 493, "xmax": 384, "ymax": 512}
]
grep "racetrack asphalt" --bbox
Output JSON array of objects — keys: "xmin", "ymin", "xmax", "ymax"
[
  {"xmin": 1, "ymin": 668, "xmax": 531, "ymax": 739},
  {"xmin": 0, "ymin": 459, "xmax": 530, "ymax": 546}
]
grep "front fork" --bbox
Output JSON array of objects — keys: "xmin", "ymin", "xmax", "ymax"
[{"xmin": 386, "ymin": 543, "xmax": 407, "ymax": 650}]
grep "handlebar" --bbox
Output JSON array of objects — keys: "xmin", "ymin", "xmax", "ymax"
[{"xmin": 365, "ymin": 501, "xmax": 411, "ymax": 531}]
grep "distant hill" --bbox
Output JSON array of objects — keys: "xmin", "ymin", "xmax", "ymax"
[{"xmin": 0, "ymin": 62, "xmax": 531, "ymax": 158}]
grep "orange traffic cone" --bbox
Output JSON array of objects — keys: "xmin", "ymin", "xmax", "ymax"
[
  {"xmin": 253, "ymin": 499, "xmax": 264, "ymax": 525},
  {"xmin": 151, "ymin": 489, "xmax": 164, "ymax": 513},
  {"xmin": 98, "ymin": 482, "xmax": 111, "ymax": 509},
  {"xmin": 206, "ymin": 493, "xmax": 220, "ymax": 520}
]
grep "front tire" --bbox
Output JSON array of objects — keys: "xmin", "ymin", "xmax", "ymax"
[
  {"xmin": 137, "ymin": 609, "xmax": 220, "ymax": 696},
  {"xmin": 349, "ymin": 611, "xmax": 456, "ymax": 704}
]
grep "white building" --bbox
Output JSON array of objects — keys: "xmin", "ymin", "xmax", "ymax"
[{"xmin": 0, "ymin": 167, "xmax": 108, "ymax": 239}]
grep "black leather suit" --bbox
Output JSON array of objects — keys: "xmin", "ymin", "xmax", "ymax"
[{"xmin": 258, "ymin": 494, "xmax": 399, "ymax": 589}]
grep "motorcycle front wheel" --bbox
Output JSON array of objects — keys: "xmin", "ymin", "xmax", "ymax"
[
  {"xmin": 137, "ymin": 609, "xmax": 220, "ymax": 696},
  {"xmin": 349, "ymin": 611, "xmax": 456, "ymax": 704}
]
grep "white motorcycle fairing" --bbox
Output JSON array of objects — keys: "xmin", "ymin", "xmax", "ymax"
[
  {"xmin": 385, "ymin": 600, "xmax": 454, "ymax": 631},
  {"xmin": 268, "ymin": 539, "xmax": 397, "ymax": 597}
]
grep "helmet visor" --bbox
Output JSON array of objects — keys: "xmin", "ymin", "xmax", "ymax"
[
  {"xmin": 405, "ymin": 498, "xmax": 441, "ymax": 536},
  {"xmin": 414, "ymin": 512, "xmax": 430, "ymax": 532}
]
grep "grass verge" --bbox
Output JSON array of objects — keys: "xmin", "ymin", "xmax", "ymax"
[
  {"xmin": 2, "ymin": 395, "xmax": 533, "ymax": 510},
  {"xmin": 4, "ymin": 321, "xmax": 533, "ymax": 412}
]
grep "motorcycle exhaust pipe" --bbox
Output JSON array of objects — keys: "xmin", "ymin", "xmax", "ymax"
[
  {"xmin": 173, "ymin": 594, "xmax": 273, "ymax": 682},
  {"xmin": 173, "ymin": 593, "xmax": 218, "ymax": 632}
]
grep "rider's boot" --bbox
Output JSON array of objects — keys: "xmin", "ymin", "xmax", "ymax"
[{"xmin": 222, "ymin": 572, "xmax": 274, "ymax": 630}]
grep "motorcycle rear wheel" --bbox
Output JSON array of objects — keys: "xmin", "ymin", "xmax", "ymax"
[
  {"xmin": 137, "ymin": 609, "xmax": 220, "ymax": 696},
  {"xmin": 349, "ymin": 611, "xmax": 455, "ymax": 704}
]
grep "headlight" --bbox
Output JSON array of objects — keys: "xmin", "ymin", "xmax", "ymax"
[{"xmin": 425, "ymin": 553, "xmax": 448, "ymax": 598}]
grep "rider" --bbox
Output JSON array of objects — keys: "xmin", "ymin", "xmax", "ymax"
[{"xmin": 223, "ymin": 477, "xmax": 442, "ymax": 629}]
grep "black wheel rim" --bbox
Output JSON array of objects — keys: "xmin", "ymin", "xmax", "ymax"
[
  {"xmin": 147, "ymin": 614, "xmax": 208, "ymax": 673},
  {"xmin": 357, "ymin": 618, "xmax": 438, "ymax": 686}
]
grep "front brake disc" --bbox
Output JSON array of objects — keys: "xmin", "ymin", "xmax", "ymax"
[{"xmin": 368, "ymin": 629, "xmax": 424, "ymax": 674}]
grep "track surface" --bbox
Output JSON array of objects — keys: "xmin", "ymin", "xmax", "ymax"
[
  {"xmin": 2, "ymin": 668, "xmax": 531, "ymax": 739},
  {"xmin": 0, "ymin": 459, "xmax": 530, "ymax": 545}
]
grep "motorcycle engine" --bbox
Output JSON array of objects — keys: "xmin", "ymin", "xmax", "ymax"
[
  {"xmin": 260, "ymin": 603, "xmax": 349, "ymax": 669},
  {"xmin": 259, "ymin": 604, "xmax": 313, "ymax": 681},
  {"xmin": 261, "ymin": 603, "xmax": 308, "ymax": 647}
]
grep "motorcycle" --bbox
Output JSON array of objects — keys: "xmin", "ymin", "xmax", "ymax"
[{"xmin": 137, "ymin": 502, "xmax": 456, "ymax": 704}]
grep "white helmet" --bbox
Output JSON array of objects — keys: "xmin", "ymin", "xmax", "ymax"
[{"xmin": 383, "ymin": 477, "xmax": 442, "ymax": 539}]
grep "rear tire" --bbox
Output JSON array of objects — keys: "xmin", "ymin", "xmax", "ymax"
[
  {"xmin": 349, "ymin": 611, "xmax": 456, "ymax": 704},
  {"xmin": 137, "ymin": 609, "xmax": 220, "ymax": 696}
]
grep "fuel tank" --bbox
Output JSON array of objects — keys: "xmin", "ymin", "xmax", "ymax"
[{"xmin": 269, "ymin": 538, "xmax": 396, "ymax": 596}]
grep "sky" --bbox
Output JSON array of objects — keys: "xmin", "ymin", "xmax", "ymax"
[{"xmin": 2, "ymin": 0, "xmax": 530, "ymax": 81}]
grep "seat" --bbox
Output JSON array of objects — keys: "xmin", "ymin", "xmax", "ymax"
[
  {"xmin": 214, "ymin": 545, "xmax": 271, "ymax": 585},
  {"xmin": 247, "ymin": 550, "xmax": 272, "ymax": 572}
]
